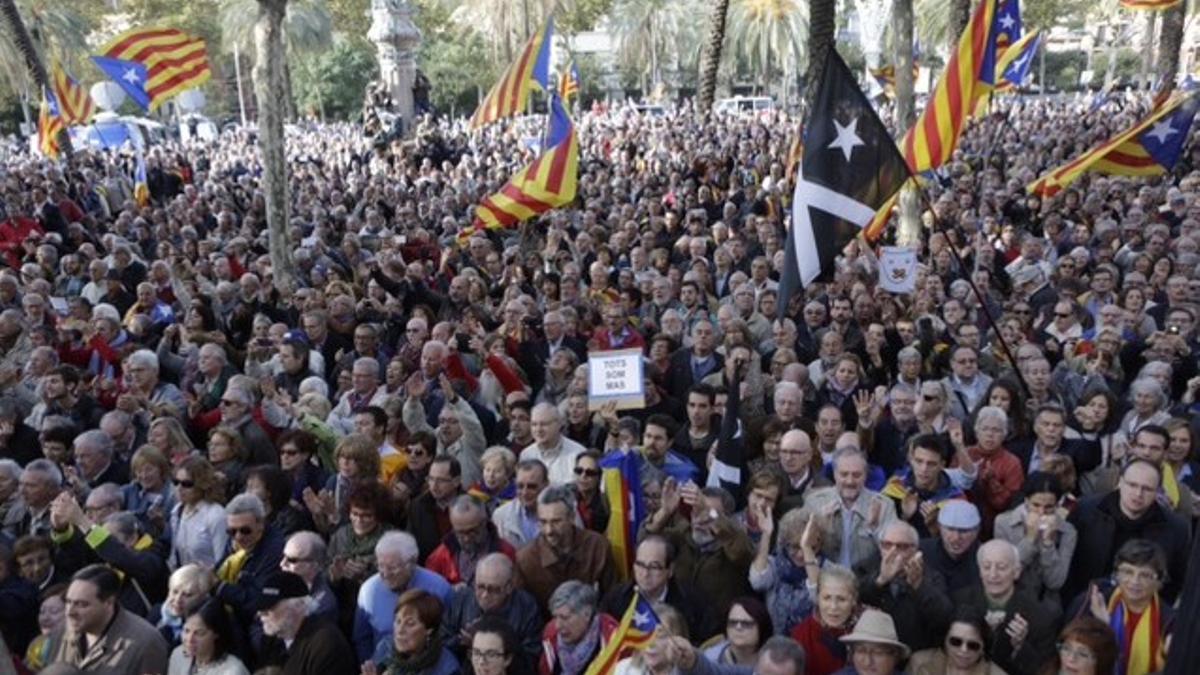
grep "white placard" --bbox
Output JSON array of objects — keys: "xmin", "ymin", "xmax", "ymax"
[
  {"xmin": 879, "ymin": 246, "xmax": 918, "ymax": 294},
  {"xmin": 586, "ymin": 348, "xmax": 646, "ymax": 411}
]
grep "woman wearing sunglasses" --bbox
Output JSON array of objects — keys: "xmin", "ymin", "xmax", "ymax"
[
  {"xmin": 572, "ymin": 451, "xmax": 609, "ymax": 534},
  {"xmin": 908, "ymin": 611, "xmax": 1007, "ymax": 675}
]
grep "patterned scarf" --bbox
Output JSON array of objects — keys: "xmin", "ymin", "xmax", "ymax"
[
  {"xmin": 556, "ymin": 616, "xmax": 602, "ymax": 675},
  {"xmin": 1108, "ymin": 588, "xmax": 1163, "ymax": 675}
]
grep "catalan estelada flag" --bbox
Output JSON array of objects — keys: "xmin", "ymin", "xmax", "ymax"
[
  {"xmin": 38, "ymin": 90, "xmax": 63, "ymax": 159},
  {"xmin": 559, "ymin": 61, "xmax": 580, "ymax": 102},
  {"xmin": 1028, "ymin": 92, "xmax": 1200, "ymax": 197},
  {"xmin": 993, "ymin": 0, "xmax": 1022, "ymax": 57},
  {"xmin": 597, "ymin": 449, "xmax": 646, "ymax": 583},
  {"xmin": 901, "ymin": 0, "xmax": 996, "ymax": 172},
  {"xmin": 134, "ymin": 149, "xmax": 150, "ymax": 207},
  {"xmin": 869, "ymin": 63, "xmax": 920, "ymax": 98},
  {"xmin": 470, "ymin": 17, "xmax": 553, "ymax": 129},
  {"xmin": 994, "ymin": 30, "xmax": 1040, "ymax": 92},
  {"xmin": 1121, "ymin": 0, "xmax": 1182, "ymax": 9},
  {"xmin": 583, "ymin": 592, "xmax": 660, "ymax": 675},
  {"xmin": 51, "ymin": 60, "xmax": 94, "ymax": 125},
  {"xmin": 92, "ymin": 27, "xmax": 211, "ymax": 111},
  {"xmin": 468, "ymin": 93, "xmax": 578, "ymax": 234}
]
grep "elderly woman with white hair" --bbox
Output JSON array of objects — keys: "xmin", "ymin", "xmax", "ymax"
[
  {"xmin": 967, "ymin": 406, "xmax": 1024, "ymax": 535},
  {"xmin": 1118, "ymin": 377, "xmax": 1172, "ymax": 444}
]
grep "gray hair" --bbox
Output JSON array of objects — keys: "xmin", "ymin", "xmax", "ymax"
[
  {"xmin": 104, "ymin": 511, "xmax": 141, "ymax": 541},
  {"xmin": 817, "ymin": 563, "xmax": 858, "ymax": 596},
  {"xmin": 1128, "ymin": 377, "xmax": 1168, "ymax": 410},
  {"xmin": 287, "ymin": 531, "xmax": 327, "ymax": 567},
  {"xmin": 537, "ymin": 484, "xmax": 576, "ymax": 512},
  {"xmin": 476, "ymin": 552, "xmax": 514, "ymax": 581},
  {"xmin": 831, "ymin": 446, "xmax": 868, "ymax": 471},
  {"xmin": 450, "ymin": 493, "xmax": 485, "ymax": 518},
  {"xmin": 480, "ymin": 446, "xmax": 517, "ymax": 473},
  {"xmin": 298, "ymin": 376, "xmax": 328, "ymax": 398},
  {"xmin": 760, "ymin": 636, "xmax": 807, "ymax": 675},
  {"xmin": 126, "ymin": 349, "xmax": 159, "ymax": 374},
  {"xmin": 877, "ymin": 520, "xmax": 919, "ymax": 546},
  {"xmin": 75, "ymin": 430, "xmax": 115, "ymax": 459},
  {"xmin": 897, "ymin": 346, "xmax": 922, "ymax": 363},
  {"xmin": 224, "ymin": 493, "xmax": 266, "ymax": 521},
  {"xmin": 199, "ymin": 343, "xmax": 227, "ymax": 363},
  {"xmin": 531, "ymin": 402, "xmax": 561, "ymax": 423},
  {"xmin": 87, "ymin": 483, "xmax": 123, "ymax": 508},
  {"xmin": 548, "ymin": 579, "xmax": 599, "ymax": 616},
  {"xmin": 974, "ymin": 406, "xmax": 1009, "ymax": 434},
  {"xmin": 353, "ymin": 356, "xmax": 380, "ymax": 376},
  {"xmin": 977, "ymin": 538, "xmax": 1021, "ymax": 568},
  {"xmin": 375, "ymin": 531, "xmax": 419, "ymax": 562},
  {"xmin": 23, "ymin": 458, "xmax": 62, "ymax": 487},
  {"xmin": 0, "ymin": 458, "xmax": 20, "ymax": 483}
]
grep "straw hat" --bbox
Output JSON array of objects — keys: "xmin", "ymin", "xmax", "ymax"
[{"xmin": 838, "ymin": 609, "xmax": 910, "ymax": 659}]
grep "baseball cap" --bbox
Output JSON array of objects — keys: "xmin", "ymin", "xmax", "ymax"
[
  {"xmin": 938, "ymin": 500, "xmax": 981, "ymax": 530},
  {"xmin": 256, "ymin": 571, "xmax": 309, "ymax": 611}
]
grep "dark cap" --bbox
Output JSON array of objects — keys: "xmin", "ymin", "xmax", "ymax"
[
  {"xmin": 256, "ymin": 571, "xmax": 308, "ymax": 611},
  {"xmin": 105, "ymin": 269, "xmax": 122, "ymax": 281}
]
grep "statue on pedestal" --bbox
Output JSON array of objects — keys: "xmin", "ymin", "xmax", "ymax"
[{"xmin": 368, "ymin": 0, "xmax": 422, "ymax": 126}]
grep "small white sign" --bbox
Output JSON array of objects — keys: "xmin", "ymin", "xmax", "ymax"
[
  {"xmin": 587, "ymin": 348, "xmax": 646, "ymax": 411},
  {"xmin": 879, "ymin": 246, "xmax": 918, "ymax": 294}
]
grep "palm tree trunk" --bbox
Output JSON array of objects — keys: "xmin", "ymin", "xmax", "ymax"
[
  {"xmin": 1140, "ymin": 11, "xmax": 1157, "ymax": 90},
  {"xmin": 894, "ymin": 0, "xmax": 920, "ymax": 247},
  {"xmin": 1157, "ymin": 2, "xmax": 1186, "ymax": 96},
  {"xmin": 254, "ymin": 0, "xmax": 297, "ymax": 294},
  {"xmin": 949, "ymin": 0, "xmax": 970, "ymax": 51},
  {"xmin": 804, "ymin": 0, "xmax": 836, "ymax": 110},
  {"xmin": 697, "ymin": 0, "xmax": 731, "ymax": 112},
  {"xmin": 0, "ymin": 0, "xmax": 73, "ymax": 155}
]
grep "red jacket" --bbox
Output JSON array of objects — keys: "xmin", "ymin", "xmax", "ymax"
[
  {"xmin": 424, "ymin": 526, "xmax": 515, "ymax": 586},
  {"xmin": 539, "ymin": 613, "xmax": 619, "ymax": 675}
]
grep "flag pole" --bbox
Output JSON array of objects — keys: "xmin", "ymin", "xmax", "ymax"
[{"xmin": 907, "ymin": 183, "xmax": 1033, "ymax": 400}]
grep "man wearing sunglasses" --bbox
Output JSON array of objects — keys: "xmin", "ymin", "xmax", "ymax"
[
  {"xmin": 426, "ymin": 495, "xmax": 515, "ymax": 587},
  {"xmin": 213, "ymin": 493, "xmax": 285, "ymax": 634}
]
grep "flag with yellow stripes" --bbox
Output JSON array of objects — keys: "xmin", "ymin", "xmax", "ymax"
[
  {"xmin": 92, "ymin": 27, "xmax": 211, "ymax": 111},
  {"xmin": 470, "ymin": 18, "xmax": 554, "ymax": 129}
]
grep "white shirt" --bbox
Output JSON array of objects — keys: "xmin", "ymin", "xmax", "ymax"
[
  {"xmin": 520, "ymin": 436, "xmax": 587, "ymax": 486},
  {"xmin": 170, "ymin": 500, "xmax": 228, "ymax": 570}
]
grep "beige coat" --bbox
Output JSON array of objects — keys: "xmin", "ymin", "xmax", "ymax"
[{"xmin": 47, "ymin": 606, "xmax": 169, "ymax": 675}]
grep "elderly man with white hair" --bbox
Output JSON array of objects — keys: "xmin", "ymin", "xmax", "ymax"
[
  {"xmin": 326, "ymin": 356, "xmax": 390, "ymax": 436},
  {"xmin": 352, "ymin": 531, "xmax": 452, "ymax": 662},
  {"xmin": 520, "ymin": 403, "xmax": 586, "ymax": 486},
  {"xmin": 110, "ymin": 349, "xmax": 186, "ymax": 420},
  {"xmin": 257, "ymin": 570, "xmax": 357, "ymax": 674}
]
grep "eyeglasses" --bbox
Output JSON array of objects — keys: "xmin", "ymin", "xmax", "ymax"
[
  {"xmin": 727, "ymin": 619, "xmax": 756, "ymax": 630},
  {"xmin": 574, "ymin": 467, "xmax": 601, "ymax": 478},
  {"xmin": 279, "ymin": 448, "xmax": 302, "ymax": 457},
  {"xmin": 947, "ymin": 636, "xmax": 983, "ymax": 652},
  {"xmin": 1056, "ymin": 642, "xmax": 1095, "ymax": 662},
  {"xmin": 283, "ymin": 555, "xmax": 311, "ymax": 565},
  {"xmin": 172, "ymin": 479, "xmax": 195, "ymax": 488},
  {"xmin": 922, "ymin": 395, "xmax": 940, "ymax": 402},
  {"xmin": 1055, "ymin": 313, "xmax": 1072, "ymax": 319},
  {"xmin": 475, "ymin": 581, "xmax": 507, "ymax": 595},
  {"xmin": 219, "ymin": 399, "xmax": 241, "ymax": 407},
  {"xmin": 227, "ymin": 526, "xmax": 256, "ymax": 536},
  {"xmin": 470, "ymin": 649, "xmax": 507, "ymax": 662}
]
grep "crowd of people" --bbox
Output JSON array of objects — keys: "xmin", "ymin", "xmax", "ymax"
[{"xmin": 0, "ymin": 86, "xmax": 1195, "ymax": 675}]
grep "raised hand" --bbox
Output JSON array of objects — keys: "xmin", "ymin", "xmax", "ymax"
[
  {"xmin": 800, "ymin": 514, "xmax": 821, "ymax": 560},
  {"xmin": 903, "ymin": 551, "xmax": 924, "ymax": 589}
]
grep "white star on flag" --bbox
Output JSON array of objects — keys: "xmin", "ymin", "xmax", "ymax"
[
  {"xmin": 1147, "ymin": 118, "xmax": 1178, "ymax": 145},
  {"xmin": 122, "ymin": 68, "xmax": 141, "ymax": 84},
  {"xmin": 999, "ymin": 14, "xmax": 1015, "ymax": 31},
  {"xmin": 828, "ymin": 117, "xmax": 864, "ymax": 162},
  {"xmin": 1011, "ymin": 50, "xmax": 1032, "ymax": 73},
  {"xmin": 634, "ymin": 610, "xmax": 652, "ymax": 628}
]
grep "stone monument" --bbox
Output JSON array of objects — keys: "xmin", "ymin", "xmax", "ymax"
[{"xmin": 368, "ymin": 0, "xmax": 422, "ymax": 124}]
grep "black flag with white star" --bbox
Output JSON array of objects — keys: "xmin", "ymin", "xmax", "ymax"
[{"xmin": 778, "ymin": 49, "xmax": 910, "ymax": 318}]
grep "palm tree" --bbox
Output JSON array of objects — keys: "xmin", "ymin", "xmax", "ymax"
[
  {"xmin": 0, "ymin": 0, "xmax": 85, "ymax": 149},
  {"xmin": 1157, "ymin": 2, "xmax": 1185, "ymax": 95},
  {"xmin": 948, "ymin": 0, "xmax": 970, "ymax": 50},
  {"xmin": 607, "ymin": 0, "xmax": 703, "ymax": 96},
  {"xmin": 253, "ymin": 0, "xmax": 297, "ymax": 294},
  {"xmin": 221, "ymin": 0, "xmax": 332, "ymax": 119},
  {"xmin": 724, "ymin": 0, "xmax": 807, "ymax": 100},
  {"xmin": 697, "ymin": 0, "xmax": 731, "ymax": 111},
  {"xmin": 804, "ymin": 0, "xmax": 835, "ymax": 108},
  {"xmin": 893, "ymin": 0, "xmax": 920, "ymax": 245}
]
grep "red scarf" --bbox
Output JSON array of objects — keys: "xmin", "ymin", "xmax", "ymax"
[{"xmin": 790, "ymin": 614, "xmax": 854, "ymax": 675}]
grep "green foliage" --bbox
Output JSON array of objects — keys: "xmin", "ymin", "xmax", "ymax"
[
  {"xmin": 419, "ymin": 27, "xmax": 492, "ymax": 118},
  {"xmin": 293, "ymin": 39, "xmax": 377, "ymax": 120},
  {"xmin": 326, "ymin": 0, "xmax": 370, "ymax": 37},
  {"xmin": 1091, "ymin": 48, "xmax": 1144, "ymax": 85},
  {"xmin": 559, "ymin": 0, "xmax": 614, "ymax": 35},
  {"xmin": 1043, "ymin": 50, "xmax": 1087, "ymax": 91}
]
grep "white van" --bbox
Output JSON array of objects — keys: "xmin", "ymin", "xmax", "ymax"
[{"xmin": 714, "ymin": 96, "xmax": 775, "ymax": 114}]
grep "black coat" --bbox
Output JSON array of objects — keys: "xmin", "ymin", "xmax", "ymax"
[
  {"xmin": 854, "ymin": 550, "xmax": 954, "ymax": 652},
  {"xmin": 409, "ymin": 491, "xmax": 451, "ymax": 565},
  {"xmin": 1009, "ymin": 437, "xmax": 1103, "ymax": 475},
  {"xmin": 259, "ymin": 615, "xmax": 357, "ymax": 675},
  {"xmin": 955, "ymin": 584, "xmax": 1061, "ymax": 675},
  {"xmin": 600, "ymin": 578, "xmax": 716, "ymax": 643},
  {"xmin": 665, "ymin": 349, "xmax": 724, "ymax": 401},
  {"xmin": 216, "ymin": 526, "xmax": 286, "ymax": 628},
  {"xmin": 1066, "ymin": 492, "xmax": 1191, "ymax": 602}
]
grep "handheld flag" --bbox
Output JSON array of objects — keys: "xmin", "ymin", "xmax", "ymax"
[
  {"xmin": 134, "ymin": 149, "xmax": 150, "ymax": 207},
  {"xmin": 598, "ymin": 448, "xmax": 646, "ymax": 582},
  {"xmin": 778, "ymin": 49, "xmax": 909, "ymax": 313},
  {"xmin": 1121, "ymin": 0, "xmax": 1182, "ymax": 9},
  {"xmin": 901, "ymin": 0, "xmax": 996, "ymax": 172},
  {"xmin": 1028, "ymin": 92, "xmax": 1200, "ymax": 197},
  {"xmin": 467, "ymin": 93, "xmax": 578, "ymax": 235},
  {"xmin": 995, "ymin": 30, "xmax": 1040, "ymax": 91},
  {"xmin": 470, "ymin": 17, "xmax": 554, "ymax": 128},
  {"xmin": 559, "ymin": 61, "xmax": 580, "ymax": 102},
  {"xmin": 37, "ymin": 90, "xmax": 63, "ymax": 159},
  {"xmin": 583, "ymin": 592, "xmax": 661, "ymax": 675},
  {"xmin": 994, "ymin": 0, "xmax": 1022, "ymax": 57},
  {"xmin": 92, "ymin": 27, "xmax": 212, "ymax": 111},
  {"xmin": 868, "ymin": 63, "xmax": 920, "ymax": 99},
  {"xmin": 51, "ymin": 61, "xmax": 95, "ymax": 125}
]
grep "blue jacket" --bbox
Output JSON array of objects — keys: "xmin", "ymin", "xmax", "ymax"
[
  {"xmin": 352, "ymin": 566, "xmax": 452, "ymax": 662},
  {"xmin": 215, "ymin": 525, "xmax": 285, "ymax": 627}
]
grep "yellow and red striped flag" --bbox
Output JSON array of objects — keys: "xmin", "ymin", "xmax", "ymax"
[
  {"xmin": 1028, "ymin": 92, "xmax": 1200, "ymax": 197},
  {"xmin": 583, "ymin": 592, "xmax": 660, "ymax": 675},
  {"xmin": 38, "ymin": 90, "xmax": 63, "ymax": 159},
  {"xmin": 559, "ymin": 61, "xmax": 580, "ymax": 102},
  {"xmin": 1121, "ymin": 0, "xmax": 1182, "ymax": 9},
  {"xmin": 470, "ymin": 18, "xmax": 554, "ymax": 129},
  {"xmin": 993, "ymin": 30, "xmax": 1040, "ymax": 92},
  {"xmin": 92, "ymin": 27, "xmax": 211, "ymax": 112},
  {"xmin": 51, "ymin": 60, "xmax": 94, "ymax": 125},
  {"xmin": 463, "ymin": 94, "xmax": 578, "ymax": 239},
  {"xmin": 901, "ymin": 0, "xmax": 997, "ymax": 172}
]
